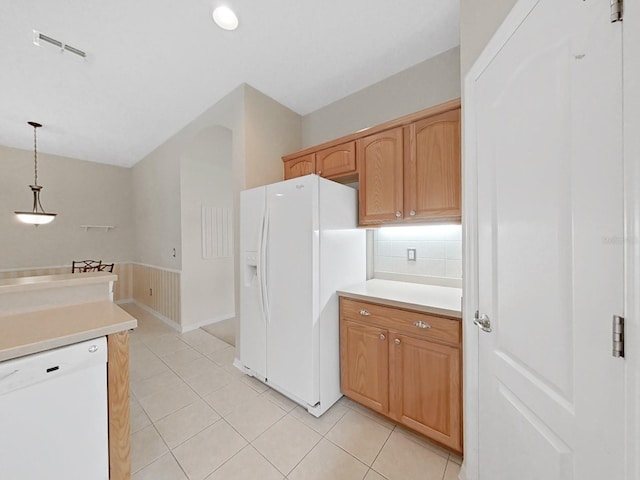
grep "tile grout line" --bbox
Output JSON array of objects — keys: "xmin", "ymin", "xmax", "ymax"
[
  {"xmin": 151, "ymin": 422, "xmax": 191, "ymax": 480},
  {"xmin": 132, "ymin": 309, "xmax": 455, "ymax": 480},
  {"xmin": 130, "ymin": 319, "xmax": 237, "ymax": 478},
  {"xmin": 270, "ymin": 409, "xmax": 325, "ymax": 477}
]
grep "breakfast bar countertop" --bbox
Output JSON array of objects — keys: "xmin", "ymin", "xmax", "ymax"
[
  {"xmin": 337, "ymin": 278, "xmax": 463, "ymax": 319},
  {"xmin": 0, "ymin": 301, "xmax": 137, "ymax": 362}
]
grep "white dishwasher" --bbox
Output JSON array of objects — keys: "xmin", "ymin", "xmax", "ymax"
[{"xmin": 0, "ymin": 336, "xmax": 109, "ymax": 480}]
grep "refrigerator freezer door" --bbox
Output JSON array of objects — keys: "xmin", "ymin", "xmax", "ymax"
[
  {"xmin": 239, "ymin": 186, "xmax": 267, "ymax": 379},
  {"xmin": 265, "ymin": 176, "xmax": 319, "ymax": 405}
]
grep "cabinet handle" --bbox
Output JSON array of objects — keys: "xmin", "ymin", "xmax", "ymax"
[
  {"xmin": 317, "ymin": 170, "xmax": 322, "ymax": 175},
  {"xmin": 359, "ymin": 309, "xmax": 371, "ymax": 316},
  {"xmin": 409, "ymin": 210, "xmax": 416, "ymax": 216},
  {"xmin": 394, "ymin": 338, "xmax": 401, "ymax": 345},
  {"xmin": 379, "ymin": 333, "xmax": 386, "ymax": 340},
  {"xmin": 395, "ymin": 211, "xmax": 402, "ymax": 218},
  {"xmin": 413, "ymin": 320, "xmax": 431, "ymax": 329}
]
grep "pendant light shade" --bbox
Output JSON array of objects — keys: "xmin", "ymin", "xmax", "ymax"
[{"xmin": 14, "ymin": 122, "xmax": 57, "ymax": 225}]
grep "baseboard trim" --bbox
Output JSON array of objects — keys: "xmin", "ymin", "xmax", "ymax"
[
  {"xmin": 131, "ymin": 301, "xmax": 182, "ymax": 332},
  {"xmin": 458, "ymin": 462, "xmax": 466, "ymax": 480},
  {"xmin": 180, "ymin": 313, "xmax": 235, "ymax": 333}
]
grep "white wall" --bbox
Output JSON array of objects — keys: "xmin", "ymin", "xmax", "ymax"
[
  {"xmin": 301, "ymin": 47, "xmax": 460, "ymax": 148},
  {"xmin": 0, "ymin": 145, "xmax": 133, "ymax": 270},
  {"xmin": 180, "ymin": 127, "xmax": 235, "ymax": 329}
]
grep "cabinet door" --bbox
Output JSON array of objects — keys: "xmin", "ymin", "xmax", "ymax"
[
  {"xmin": 316, "ymin": 142, "xmax": 356, "ymax": 179},
  {"xmin": 357, "ymin": 127, "xmax": 404, "ymax": 225},
  {"xmin": 405, "ymin": 108, "xmax": 461, "ymax": 222},
  {"xmin": 389, "ymin": 333, "xmax": 462, "ymax": 453},
  {"xmin": 284, "ymin": 153, "xmax": 315, "ymax": 180},
  {"xmin": 340, "ymin": 319, "xmax": 389, "ymax": 414}
]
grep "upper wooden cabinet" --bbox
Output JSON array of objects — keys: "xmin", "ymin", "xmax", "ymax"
[
  {"xmin": 357, "ymin": 128, "xmax": 404, "ymax": 224},
  {"xmin": 284, "ymin": 153, "xmax": 315, "ymax": 180},
  {"xmin": 284, "ymin": 141, "xmax": 357, "ymax": 181},
  {"xmin": 282, "ymin": 99, "xmax": 461, "ymax": 225},
  {"xmin": 359, "ymin": 108, "xmax": 461, "ymax": 226},
  {"xmin": 405, "ymin": 109, "xmax": 461, "ymax": 223},
  {"xmin": 316, "ymin": 142, "xmax": 357, "ymax": 178}
]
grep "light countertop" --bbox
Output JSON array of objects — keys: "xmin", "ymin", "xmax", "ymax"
[
  {"xmin": 0, "ymin": 301, "xmax": 137, "ymax": 362},
  {"xmin": 337, "ymin": 279, "xmax": 462, "ymax": 319},
  {"xmin": 0, "ymin": 271, "xmax": 116, "ymax": 293}
]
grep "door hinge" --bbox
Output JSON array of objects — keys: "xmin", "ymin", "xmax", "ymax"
[
  {"xmin": 610, "ymin": 0, "xmax": 623, "ymax": 23},
  {"xmin": 613, "ymin": 315, "xmax": 624, "ymax": 358}
]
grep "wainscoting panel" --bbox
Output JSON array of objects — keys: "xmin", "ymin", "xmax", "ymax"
[
  {"xmin": 112, "ymin": 263, "xmax": 132, "ymax": 302},
  {"xmin": 132, "ymin": 264, "xmax": 181, "ymax": 325}
]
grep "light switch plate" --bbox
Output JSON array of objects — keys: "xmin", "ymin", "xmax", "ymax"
[{"xmin": 407, "ymin": 248, "xmax": 416, "ymax": 261}]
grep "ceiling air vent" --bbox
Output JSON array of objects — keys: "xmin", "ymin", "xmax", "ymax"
[{"xmin": 33, "ymin": 30, "xmax": 87, "ymax": 59}]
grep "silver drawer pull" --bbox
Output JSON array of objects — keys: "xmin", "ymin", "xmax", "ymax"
[
  {"xmin": 413, "ymin": 320, "xmax": 431, "ymax": 329},
  {"xmin": 379, "ymin": 333, "xmax": 386, "ymax": 340},
  {"xmin": 359, "ymin": 309, "xmax": 371, "ymax": 316}
]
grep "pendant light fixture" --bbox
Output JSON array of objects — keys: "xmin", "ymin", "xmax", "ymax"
[{"xmin": 14, "ymin": 122, "xmax": 57, "ymax": 225}]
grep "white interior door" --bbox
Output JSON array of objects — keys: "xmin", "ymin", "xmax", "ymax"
[{"xmin": 474, "ymin": 1, "xmax": 624, "ymax": 479}]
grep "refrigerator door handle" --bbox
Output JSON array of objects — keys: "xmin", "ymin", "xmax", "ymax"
[
  {"xmin": 261, "ymin": 208, "xmax": 271, "ymax": 324},
  {"xmin": 257, "ymin": 206, "xmax": 267, "ymax": 324}
]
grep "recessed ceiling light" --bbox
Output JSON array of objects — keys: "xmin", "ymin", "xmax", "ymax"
[{"xmin": 212, "ymin": 6, "xmax": 238, "ymax": 31}]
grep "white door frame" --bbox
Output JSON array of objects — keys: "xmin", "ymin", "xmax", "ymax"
[
  {"xmin": 623, "ymin": 1, "xmax": 640, "ymax": 479},
  {"xmin": 461, "ymin": 1, "xmax": 640, "ymax": 479}
]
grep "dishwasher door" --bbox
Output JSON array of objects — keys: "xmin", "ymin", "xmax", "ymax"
[{"xmin": 0, "ymin": 337, "xmax": 109, "ymax": 480}]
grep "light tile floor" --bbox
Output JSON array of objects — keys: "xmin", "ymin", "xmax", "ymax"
[{"xmin": 121, "ymin": 304, "xmax": 462, "ymax": 480}]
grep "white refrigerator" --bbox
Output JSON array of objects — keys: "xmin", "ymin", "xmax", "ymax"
[{"xmin": 236, "ymin": 174, "xmax": 365, "ymax": 417}]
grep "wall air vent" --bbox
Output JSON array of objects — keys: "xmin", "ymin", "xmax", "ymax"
[{"xmin": 33, "ymin": 30, "xmax": 87, "ymax": 59}]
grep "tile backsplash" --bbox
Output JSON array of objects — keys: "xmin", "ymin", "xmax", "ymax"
[{"xmin": 373, "ymin": 225, "xmax": 462, "ymax": 285}]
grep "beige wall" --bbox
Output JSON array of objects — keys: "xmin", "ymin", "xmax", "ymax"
[
  {"xmin": 0, "ymin": 145, "xmax": 133, "ymax": 270},
  {"xmin": 301, "ymin": 47, "xmax": 460, "ymax": 148},
  {"xmin": 180, "ymin": 126, "xmax": 235, "ymax": 329},
  {"xmin": 244, "ymin": 85, "xmax": 303, "ymax": 187},
  {"xmin": 460, "ymin": 0, "xmax": 518, "ymax": 75},
  {"xmin": 132, "ymin": 84, "xmax": 301, "ymax": 332},
  {"xmin": 132, "ymin": 85, "xmax": 246, "ymax": 271}
]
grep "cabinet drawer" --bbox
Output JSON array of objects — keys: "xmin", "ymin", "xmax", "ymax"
[{"xmin": 340, "ymin": 298, "xmax": 460, "ymax": 346}]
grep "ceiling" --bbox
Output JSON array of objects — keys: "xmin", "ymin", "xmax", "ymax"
[{"xmin": 0, "ymin": 1, "xmax": 459, "ymax": 167}]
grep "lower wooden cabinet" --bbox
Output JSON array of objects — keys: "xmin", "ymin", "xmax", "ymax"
[
  {"xmin": 339, "ymin": 297, "xmax": 462, "ymax": 453},
  {"xmin": 340, "ymin": 320, "xmax": 389, "ymax": 413},
  {"xmin": 389, "ymin": 333, "xmax": 461, "ymax": 450}
]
